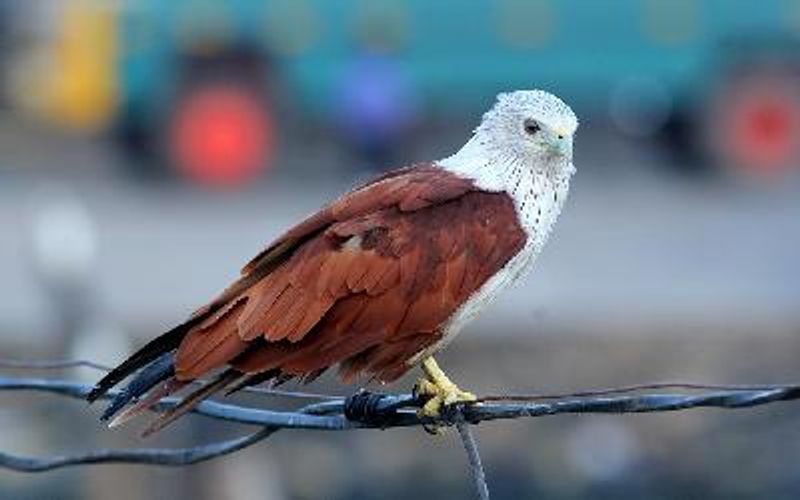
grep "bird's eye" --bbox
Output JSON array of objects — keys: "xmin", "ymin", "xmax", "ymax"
[{"xmin": 524, "ymin": 119, "xmax": 540, "ymax": 135}]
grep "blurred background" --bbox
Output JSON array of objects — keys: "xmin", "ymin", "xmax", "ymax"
[{"xmin": 1, "ymin": 0, "xmax": 799, "ymax": 498}]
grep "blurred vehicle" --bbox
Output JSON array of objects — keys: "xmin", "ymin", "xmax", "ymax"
[{"xmin": 6, "ymin": 0, "xmax": 800, "ymax": 184}]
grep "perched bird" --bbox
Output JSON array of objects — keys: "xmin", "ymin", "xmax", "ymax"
[{"xmin": 87, "ymin": 89, "xmax": 578, "ymax": 434}]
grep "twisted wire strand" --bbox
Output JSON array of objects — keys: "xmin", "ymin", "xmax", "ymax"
[{"xmin": 0, "ymin": 375, "xmax": 798, "ymax": 473}]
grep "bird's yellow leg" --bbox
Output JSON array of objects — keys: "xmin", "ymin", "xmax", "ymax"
[{"xmin": 414, "ymin": 357, "xmax": 476, "ymax": 420}]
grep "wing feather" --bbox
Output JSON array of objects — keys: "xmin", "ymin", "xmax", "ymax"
[{"xmin": 174, "ymin": 169, "xmax": 524, "ymax": 382}]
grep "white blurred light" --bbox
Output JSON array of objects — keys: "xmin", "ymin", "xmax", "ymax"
[
  {"xmin": 566, "ymin": 419, "xmax": 640, "ymax": 481},
  {"xmin": 609, "ymin": 76, "xmax": 672, "ymax": 138},
  {"xmin": 30, "ymin": 189, "xmax": 97, "ymax": 282}
]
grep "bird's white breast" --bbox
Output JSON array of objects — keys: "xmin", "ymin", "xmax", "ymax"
[{"xmin": 407, "ymin": 155, "xmax": 572, "ymax": 364}]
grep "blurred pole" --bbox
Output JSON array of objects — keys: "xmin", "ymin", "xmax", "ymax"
[
  {"xmin": 29, "ymin": 188, "xmax": 98, "ymax": 356},
  {"xmin": 28, "ymin": 186, "xmax": 130, "ymax": 373},
  {"xmin": 27, "ymin": 186, "xmax": 134, "ymax": 500}
]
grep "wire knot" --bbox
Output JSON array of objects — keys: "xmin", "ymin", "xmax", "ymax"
[{"xmin": 344, "ymin": 390, "xmax": 397, "ymax": 426}]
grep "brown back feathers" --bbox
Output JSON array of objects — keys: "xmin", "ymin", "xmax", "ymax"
[{"xmin": 175, "ymin": 164, "xmax": 526, "ymax": 383}]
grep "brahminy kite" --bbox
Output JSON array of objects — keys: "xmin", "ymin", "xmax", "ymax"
[{"xmin": 88, "ymin": 89, "xmax": 578, "ymax": 435}]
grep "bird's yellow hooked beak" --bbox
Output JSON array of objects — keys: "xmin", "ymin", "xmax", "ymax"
[{"xmin": 550, "ymin": 128, "xmax": 573, "ymax": 159}]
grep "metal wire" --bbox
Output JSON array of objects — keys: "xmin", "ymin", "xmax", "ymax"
[
  {"xmin": 0, "ymin": 376, "xmax": 797, "ymax": 456},
  {"xmin": 3, "ymin": 369, "xmax": 800, "ymax": 499}
]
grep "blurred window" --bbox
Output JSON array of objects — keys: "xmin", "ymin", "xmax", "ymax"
[
  {"xmin": 262, "ymin": 0, "xmax": 322, "ymax": 57},
  {"xmin": 494, "ymin": 0, "xmax": 556, "ymax": 50},
  {"xmin": 641, "ymin": 0, "xmax": 701, "ymax": 47}
]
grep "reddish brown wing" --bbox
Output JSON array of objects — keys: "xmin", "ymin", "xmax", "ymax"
[
  {"xmin": 175, "ymin": 165, "xmax": 527, "ymax": 383},
  {"xmin": 87, "ymin": 164, "xmax": 469, "ymax": 404},
  {"xmin": 188, "ymin": 164, "xmax": 465, "ymax": 319}
]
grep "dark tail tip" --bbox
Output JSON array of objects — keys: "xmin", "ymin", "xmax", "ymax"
[
  {"xmin": 87, "ymin": 320, "xmax": 198, "ymax": 403},
  {"xmin": 87, "ymin": 381, "xmax": 112, "ymax": 403},
  {"xmin": 99, "ymin": 353, "xmax": 176, "ymax": 421}
]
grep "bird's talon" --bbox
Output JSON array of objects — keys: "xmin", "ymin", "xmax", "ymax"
[
  {"xmin": 414, "ymin": 378, "xmax": 477, "ymax": 419},
  {"xmin": 444, "ymin": 388, "xmax": 477, "ymax": 407},
  {"xmin": 413, "ymin": 378, "xmax": 439, "ymax": 400},
  {"xmin": 413, "ymin": 357, "xmax": 477, "ymax": 434}
]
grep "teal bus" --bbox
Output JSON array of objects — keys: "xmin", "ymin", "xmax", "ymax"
[{"xmin": 13, "ymin": 0, "xmax": 800, "ymax": 183}]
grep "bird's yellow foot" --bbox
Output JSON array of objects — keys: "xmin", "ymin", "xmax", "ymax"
[
  {"xmin": 413, "ymin": 357, "xmax": 476, "ymax": 433},
  {"xmin": 414, "ymin": 378, "xmax": 477, "ymax": 418}
]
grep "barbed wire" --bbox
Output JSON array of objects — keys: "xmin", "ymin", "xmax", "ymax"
[{"xmin": 3, "ymin": 362, "xmax": 800, "ymax": 498}]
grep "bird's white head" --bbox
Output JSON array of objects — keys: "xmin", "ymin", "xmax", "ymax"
[
  {"xmin": 438, "ymin": 90, "xmax": 577, "ymax": 239},
  {"xmin": 476, "ymin": 90, "xmax": 578, "ymax": 169},
  {"xmin": 439, "ymin": 89, "xmax": 579, "ymax": 193}
]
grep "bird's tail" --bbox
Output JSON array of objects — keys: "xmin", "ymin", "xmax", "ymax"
[
  {"xmin": 86, "ymin": 316, "xmax": 220, "ymax": 434},
  {"xmin": 141, "ymin": 369, "xmax": 241, "ymax": 437},
  {"xmin": 87, "ymin": 318, "xmax": 201, "ymax": 404},
  {"xmin": 86, "ymin": 315, "xmax": 291, "ymax": 435},
  {"xmin": 106, "ymin": 377, "xmax": 188, "ymax": 429},
  {"xmin": 99, "ymin": 352, "xmax": 176, "ymax": 422}
]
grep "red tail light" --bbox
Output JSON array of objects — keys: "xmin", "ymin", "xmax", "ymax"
[
  {"xmin": 717, "ymin": 78, "xmax": 800, "ymax": 176},
  {"xmin": 170, "ymin": 83, "xmax": 274, "ymax": 187}
]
